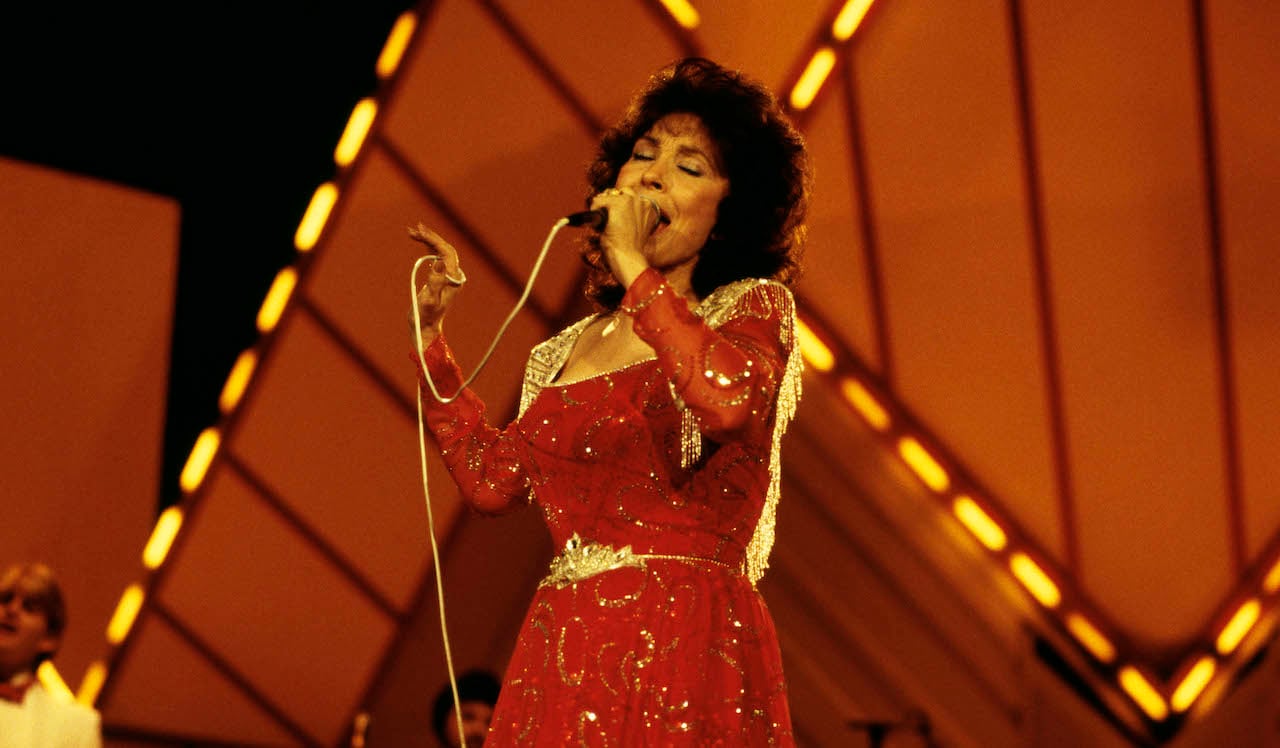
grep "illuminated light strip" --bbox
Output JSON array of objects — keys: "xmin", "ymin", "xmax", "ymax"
[
  {"xmin": 295, "ymin": 182, "xmax": 339, "ymax": 252},
  {"xmin": 179, "ymin": 427, "xmax": 222, "ymax": 494},
  {"xmin": 335, "ymin": 98, "xmax": 378, "ymax": 168},
  {"xmin": 1170, "ymin": 656, "xmax": 1216, "ymax": 713},
  {"xmin": 897, "ymin": 436, "xmax": 950, "ymax": 493},
  {"xmin": 1264, "ymin": 556, "xmax": 1280, "ymax": 594},
  {"xmin": 952, "ymin": 495, "xmax": 1007, "ymax": 551},
  {"xmin": 1118, "ymin": 666, "xmax": 1168, "ymax": 721},
  {"xmin": 1009, "ymin": 552, "xmax": 1060, "ymax": 608},
  {"xmin": 37, "ymin": 661, "xmax": 73, "ymax": 701},
  {"xmin": 1215, "ymin": 598, "xmax": 1260, "ymax": 655},
  {"xmin": 106, "ymin": 584, "xmax": 145, "ymax": 645},
  {"xmin": 77, "ymin": 660, "xmax": 107, "ymax": 706},
  {"xmin": 840, "ymin": 377, "xmax": 890, "ymax": 431},
  {"xmin": 143, "ymin": 506, "xmax": 184, "ymax": 570},
  {"xmin": 832, "ymin": 0, "xmax": 875, "ymax": 41},
  {"xmin": 375, "ymin": 11, "xmax": 417, "ymax": 79},
  {"xmin": 219, "ymin": 349, "xmax": 259, "ymax": 414},
  {"xmin": 790, "ymin": 47, "xmax": 836, "ymax": 110},
  {"xmin": 1066, "ymin": 612, "xmax": 1116, "ymax": 664},
  {"xmin": 257, "ymin": 267, "xmax": 299, "ymax": 334},
  {"xmin": 796, "ymin": 318, "xmax": 835, "ymax": 372},
  {"xmin": 99, "ymin": 4, "xmax": 420, "ymax": 719},
  {"xmin": 657, "ymin": 0, "xmax": 700, "ymax": 29}
]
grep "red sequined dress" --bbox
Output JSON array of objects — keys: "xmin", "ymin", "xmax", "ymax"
[{"xmin": 415, "ymin": 268, "xmax": 802, "ymax": 747}]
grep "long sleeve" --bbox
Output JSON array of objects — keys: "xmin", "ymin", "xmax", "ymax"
[
  {"xmin": 623, "ymin": 268, "xmax": 795, "ymax": 444},
  {"xmin": 411, "ymin": 336, "xmax": 530, "ymax": 514}
]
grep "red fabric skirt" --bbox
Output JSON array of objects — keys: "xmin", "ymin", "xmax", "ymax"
[{"xmin": 485, "ymin": 559, "xmax": 795, "ymax": 747}]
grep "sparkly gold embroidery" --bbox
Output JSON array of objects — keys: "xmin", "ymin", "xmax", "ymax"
[
  {"xmin": 594, "ymin": 563, "xmax": 650, "ymax": 608},
  {"xmin": 655, "ymin": 687, "xmax": 697, "ymax": 734},
  {"xmin": 557, "ymin": 616, "xmax": 587, "ymax": 687},
  {"xmin": 529, "ymin": 600, "xmax": 554, "ymax": 670},
  {"xmin": 596, "ymin": 628, "xmax": 656, "ymax": 698},
  {"xmin": 576, "ymin": 708, "xmax": 606, "ymax": 747},
  {"xmin": 542, "ymin": 534, "xmax": 645, "ymax": 589},
  {"xmin": 630, "ymin": 628, "xmax": 657, "ymax": 682},
  {"xmin": 541, "ymin": 534, "xmax": 734, "ymax": 588},
  {"xmin": 597, "ymin": 641, "xmax": 624, "ymax": 697},
  {"xmin": 514, "ymin": 685, "xmax": 541, "ymax": 743},
  {"xmin": 712, "ymin": 644, "xmax": 745, "ymax": 675},
  {"xmin": 700, "ymin": 339, "xmax": 755, "ymax": 390}
]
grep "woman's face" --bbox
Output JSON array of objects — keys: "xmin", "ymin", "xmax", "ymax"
[{"xmin": 614, "ymin": 112, "xmax": 730, "ymax": 274}]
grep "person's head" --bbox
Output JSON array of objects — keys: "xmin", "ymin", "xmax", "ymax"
[
  {"xmin": 582, "ymin": 57, "xmax": 811, "ymax": 307},
  {"xmin": 432, "ymin": 668, "xmax": 501, "ymax": 747},
  {"xmin": 0, "ymin": 562, "xmax": 67, "ymax": 680}
]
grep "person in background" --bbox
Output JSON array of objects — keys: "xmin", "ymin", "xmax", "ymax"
[
  {"xmin": 409, "ymin": 56, "xmax": 809, "ymax": 745},
  {"xmin": 0, "ymin": 562, "xmax": 102, "ymax": 748},
  {"xmin": 431, "ymin": 669, "xmax": 501, "ymax": 747}
]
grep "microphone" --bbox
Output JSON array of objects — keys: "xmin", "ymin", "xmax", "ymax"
[
  {"xmin": 564, "ymin": 197, "xmax": 663, "ymax": 232},
  {"xmin": 566, "ymin": 208, "xmax": 608, "ymax": 231}
]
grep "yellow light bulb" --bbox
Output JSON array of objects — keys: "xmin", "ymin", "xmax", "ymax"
[
  {"xmin": 142, "ymin": 506, "xmax": 184, "ymax": 570},
  {"xmin": 952, "ymin": 495, "xmax": 1007, "ymax": 551},
  {"xmin": 335, "ymin": 98, "xmax": 377, "ymax": 167},
  {"xmin": 295, "ymin": 182, "xmax": 339, "ymax": 252},
  {"xmin": 897, "ymin": 436, "xmax": 949, "ymax": 492},
  {"xmin": 106, "ymin": 584, "xmax": 146, "ymax": 645},
  {"xmin": 376, "ymin": 12, "xmax": 417, "ymax": 79},
  {"xmin": 657, "ymin": 0, "xmax": 700, "ymax": 28},
  {"xmin": 256, "ymin": 267, "xmax": 299, "ymax": 334},
  {"xmin": 1066, "ymin": 612, "xmax": 1115, "ymax": 663},
  {"xmin": 1170, "ymin": 656, "xmax": 1216, "ymax": 713},
  {"xmin": 1009, "ymin": 552, "xmax": 1060, "ymax": 608},
  {"xmin": 179, "ymin": 427, "xmax": 222, "ymax": 494},
  {"xmin": 832, "ymin": 0, "xmax": 875, "ymax": 41},
  {"xmin": 1216, "ymin": 598, "xmax": 1260, "ymax": 656},
  {"xmin": 219, "ymin": 349, "xmax": 259, "ymax": 414},
  {"xmin": 796, "ymin": 318, "xmax": 835, "ymax": 372},
  {"xmin": 790, "ymin": 48, "xmax": 836, "ymax": 111},
  {"xmin": 1118, "ymin": 666, "xmax": 1168, "ymax": 721},
  {"xmin": 840, "ymin": 377, "xmax": 890, "ymax": 431}
]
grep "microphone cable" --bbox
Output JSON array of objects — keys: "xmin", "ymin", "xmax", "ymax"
[
  {"xmin": 410, "ymin": 215, "xmax": 570, "ymax": 402},
  {"xmin": 409, "ymin": 214, "xmax": 572, "ymax": 747}
]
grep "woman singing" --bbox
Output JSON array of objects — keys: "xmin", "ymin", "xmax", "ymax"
[{"xmin": 410, "ymin": 57, "xmax": 810, "ymax": 746}]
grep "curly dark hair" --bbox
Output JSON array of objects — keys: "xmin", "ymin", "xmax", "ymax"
[{"xmin": 581, "ymin": 57, "xmax": 811, "ymax": 308}]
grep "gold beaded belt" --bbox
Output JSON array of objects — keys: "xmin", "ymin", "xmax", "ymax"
[{"xmin": 539, "ymin": 533, "xmax": 735, "ymax": 589}]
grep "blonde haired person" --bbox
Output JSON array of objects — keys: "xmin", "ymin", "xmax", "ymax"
[{"xmin": 0, "ymin": 563, "xmax": 102, "ymax": 748}]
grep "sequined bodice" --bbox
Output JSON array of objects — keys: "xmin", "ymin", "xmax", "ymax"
[{"xmin": 518, "ymin": 357, "xmax": 768, "ymax": 567}]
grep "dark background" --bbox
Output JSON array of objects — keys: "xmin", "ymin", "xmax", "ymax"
[{"xmin": 1, "ymin": 3, "xmax": 416, "ymax": 511}]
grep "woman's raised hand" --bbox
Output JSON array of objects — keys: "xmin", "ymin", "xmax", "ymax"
[{"xmin": 408, "ymin": 223, "xmax": 467, "ymax": 343}]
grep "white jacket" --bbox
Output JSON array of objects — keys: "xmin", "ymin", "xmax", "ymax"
[{"xmin": 0, "ymin": 681, "xmax": 101, "ymax": 748}]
